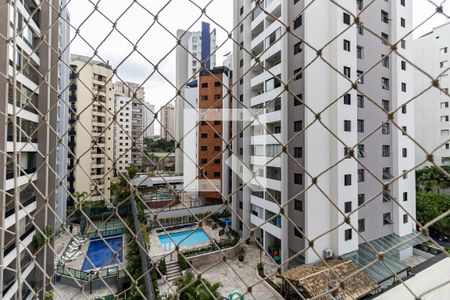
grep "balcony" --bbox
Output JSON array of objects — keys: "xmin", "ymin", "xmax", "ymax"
[
  {"xmin": 250, "ymin": 214, "xmax": 282, "ymax": 238},
  {"xmin": 3, "ymin": 227, "xmax": 36, "ymax": 267},
  {"xmin": 5, "ymin": 197, "xmax": 37, "ymax": 229}
]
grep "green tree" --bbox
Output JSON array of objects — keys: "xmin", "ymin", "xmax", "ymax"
[
  {"xmin": 162, "ymin": 271, "xmax": 222, "ymax": 300},
  {"xmin": 416, "ymin": 166, "xmax": 450, "ymax": 193},
  {"xmin": 416, "ymin": 191, "xmax": 450, "ymax": 235}
]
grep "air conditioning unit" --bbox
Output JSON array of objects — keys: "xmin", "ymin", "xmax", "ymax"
[{"xmin": 324, "ymin": 249, "xmax": 333, "ymax": 259}]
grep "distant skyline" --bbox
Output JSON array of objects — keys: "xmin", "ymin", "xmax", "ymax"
[{"xmin": 66, "ymin": 0, "xmax": 449, "ymax": 122}]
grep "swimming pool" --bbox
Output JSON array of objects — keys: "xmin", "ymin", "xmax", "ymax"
[
  {"xmin": 158, "ymin": 229, "xmax": 210, "ymax": 250},
  {"xmin": 81, "ymin": 236, "xmax": 123, "ymax": 271}
]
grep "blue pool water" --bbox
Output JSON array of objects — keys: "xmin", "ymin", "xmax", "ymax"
[
  {"xmin": 159, "ymin": 229, "xmax": 210, "ymax": 250},
  {"xmin": 81, "ymin": 236, "xmax": 123, "ymax": 271}
]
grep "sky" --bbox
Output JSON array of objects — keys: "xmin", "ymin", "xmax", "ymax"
[{"xmin": 66, "ymin": 0, "xmax": 449, "ymax": 133}]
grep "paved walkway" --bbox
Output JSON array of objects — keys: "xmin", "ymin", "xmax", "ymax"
[
  {"xmin": 54, "ymin": 282, "xmax": 116, "ymax": 300},
  {"xmin": 159, "ymin": 243, "xmax": 282, "ymax": 299}
]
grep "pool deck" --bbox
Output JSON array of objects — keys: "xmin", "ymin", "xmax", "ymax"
[{"xmin": 149, "ymin": 223, "xmax": 222, "ymax": 258}]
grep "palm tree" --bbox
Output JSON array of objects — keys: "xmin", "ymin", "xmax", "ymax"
[{"xmin": 163, "ymin": 271, "xmax": 222, "ymax": 300}]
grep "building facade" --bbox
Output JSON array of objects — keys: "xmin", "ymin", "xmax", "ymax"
[
  {"xmin": 414, "ymin": 22, "xmax": 450, "ymax": 166},
  {"xmin": 175, "ymin": 22, "xmax": 218, "ymax": 174},
  {"xmin": 183, "ymin": 67, "xmax": 232, "ymax": 204},
  {"xmin": 0, "ymin": 0, "xmax": 61, "ymax": 298},
  {"xmin": 68, "ymin": 55, "xmax": 114, "ymax": 202},
  {"xmin": 55, "ymin": 0, "xmax": 71, "ymax": 230},
  {"xmin": 143, "ymin": 102, "xmax": 156, "ymax": 139},
  {"xmin": 160, "ymin": 103, "xmax": 175, "ymax": 141},
  {"xmin": 114, "ymin": 95, "xmax": 133, "ymax": 173},
  {"xmin": 113, "ymin": 81, "xmax": 144, "ymax": 167},
  {"xmin": 232, "ymin": 0, "xmax": 416, "ymax": 266}
]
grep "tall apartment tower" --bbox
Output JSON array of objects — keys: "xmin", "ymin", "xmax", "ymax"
[
  {"xmin": 175, "ymin": 22, "xmax": 217, "ymax": 174},
  {"xmin": 160, "ymin": 103, "xmax": 175, "ymax": 141},
  {"xmin": 113, "ymin": 81, "xmax": 145, "ymax": 167},
  {"xmin": 68, "ymin": 55, "xmax": 114, "ymax": 202},
  {"xmin": 183, "ymin": 67, "xmax": 232, "ymax": 204},
  {"xmin": 55, "ymin": 0, "xmax": 71, "ymax": 230},
  {"xmin": 113, "ymin": 95, "xmax": 133, "ymax": 173},
  {"xmin": 232, "ymin": 0, "xmax": 415, "ymax": 268},
  {"xmin": 143, "ymin": 102, "xmax": 156, "ymax": 139},
  {"xmin": 0, "ymin": 0, "xmax": 61, "ymax": 298},
  {"xmin": 414, "ymin": 22, "xmax": 450, "ymax": 166}
]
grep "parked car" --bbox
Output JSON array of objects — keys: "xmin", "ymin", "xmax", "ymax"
[{"xmin": 428, "ymin": 227, "xmax": 449, "ymax": 242}]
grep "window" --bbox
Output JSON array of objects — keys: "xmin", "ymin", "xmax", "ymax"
[
  {"xmin": 357, "ymin": 95, "xmax": 364, "ymax": 108},
  {"xmin": 293, "ymin": 68, "xmax": 303, "ymax": 80},
  {"xmin": 402, "ymin": 148, "xmax": 407, "ymax": 157},
  {"xmin": 403, "ymin": 214, "xmax": 408, "ymax": 224},
  {"xmin": 401, "ymin": 0, "xmax": 406, "ymax": 6},
  {"xmin": 344, "ymin": 201, "xmax": 352, "ymax": 213},
  {"xmin": 214, "ymin": 159, "xmax": 221, "ymax": 164},
  {"xmin": 344, "ymin": 120, "xmax": 351, "ymax": 132},
  {"xmin": 440, "ymin": 47, "xmax": 448, "ymax": 55},
  {"xmin": 401, "ymin": 60, "xmax": 406, "ymax": 70},
  {"xmin": 381, "ymin": 10, "xmax": 389, "ymax": 23},
  {"xmin": 201, "ymin": 133, "xmax": 208, "ymax": 138},
  {"xmin": 240, "ymin": 6, "xmax": 243, "ymax": 15},
  {"xmin": 344, "ymin": 93, "xmax": 351, "ymax": 105},
  {"xmin": 402, "ymin": 105, "xmax": 407, "ymax": 114},
  {"xmin": 358, "ymin": 219, "xmax": 365, "ymax": 232},
  {"xmin": 294, "ymin": 94, "xmax": 303, "ymax": 106},
  {"xmin": 441, "ymin": 102, "xmax": 449, "ymax": 109},
  {"xmin": 357, "ymin": 70, "xmax": 364, "ymax": 84},
  {"xmin": 201, "ymin": 146, "xmax": 207, "ymax": 151},
  {"xmin": 343, "ymin": 66, "xmax": 351, "ymax": 78},
  {"xmin": 345, "ymin": 229, "xmax": 352, "ymax": 241},
  {"xmin": 383, "ymin": 167, "xmax": 392, "ymax": 180},
  {"xmin": 294, "ymin": 227, "xmax": 303, "ymax": 238},
  {"xmin": 401, "ymin": 82, "xmax": 407, "ymax": 92},
  {"xmin": 357, "ymin": 144, "xmax": 366, "ymax": 157},
  {"xmin": 358, "ymin": 169, "xmax": 365, "ymax": 182},
  {"xmin": 201, "ymin": 82, "xmax": 208, "ymax": 88},
  {"xmin": 294, "ymin": 199, "xmax": 303, "ymax": 211},
  {"xmin": 214, "ymin": 120, "xmax": 221, "ymax": 125},
  {"xmin": 401, "ymin": 17, "xmax": 405, "ymax": 27},
  {"xmin": 357, "ymin": 24, "xmax": 364, "ymax": 35},
  {"xmin": 382, "ymin": 55, "xmax": 390, "ymax": 68},
  {"xmin": 357, "ymin": 46, "xmax": 364, "ymax": 59},
  {"xmin": 382, "ymin": 100, "xmax": 390, "ymax": 111},
  {"xmin": 383, "ymin": 213, "xmax": 393, "ymax": 225},
  {"xmin": 294, "ymin": 147, "xmax": 303, "ymax": 158},
  {"xmin": 403, "ymin": 170, "xmax": 408, "ymax": 179},
  {"xmin": 381, "ymin": 32, "xmax": 389, "ymax": 45},
  {"xmin": 293, "ymin": 15, "xmax": 302, "ymax": 29},
  {"xmin": 344, "ymin": 174, "xmax": 352, "ymax": 186},
  {"xmin": 214, "ymin": 146, "xmax": 221, "ymax": 151},
  {"xmin": 214, "ymin": 172, "xmax": 220, "ymax": 177},
  {"xmin": 402, "ymin": 126, "xmax": 407, "ymax": 135},
  {"xmin": 441, "ymin": 129, "xmax": 449, "ymax": 136},
  {"xmin": 382, "ymin": 145, "xmax": 390, "ymax": 157},
  {"xmin": 382, "ymin": 123, "xmax": 390, "ymax": 134},
  {"xmin": 294, "ymin": 173, "xmax": 303, "ymax": 184},
  {"xmin": 201, "ymin": 95, "xmax": 208, "ymax": 101},
  {"xmin": 358, "ymin": 194, "xmax": 365, "ymax": 206},
  {"xmin": 343, "ymin": 12, "xmax": 351, "ymax": 25},
  {"xmin": 403, "ymin": 192, "xmax": 408, "ymax": 202},
  {"xmin": 440, "ymin": 61, "xmax": 448, "ymax": 68},
  {"xmin": 357, "ymin": 0, "xmax": 363, "ymax": 10},
  {"xmin": 357, "ymin": 119, "xmax": 364, "ymax": 133},
  {"xmin": 343, "ymin": 39, "xmax": 351, "ymax": 52},
  {"xmin": 441, "ymin": 116, "xmax": 449, "ymax": 122},
  {"xmin": 294, "ymin": 42, "xmax": 303, "ymax": 54},
  {"xmin": 382, "ymin": 77, "xmax": 390, "ymax": 90},
  {"xmin": 383, "ymin": 191, "xmax": 391, "ymax": 202},
  {"xmin": 401, "ymin": 40, "xmax": 406, "ymax": 49},
  {"xmin": 294, "ymin": 121, "xmax": 303, "ymax": 132}
]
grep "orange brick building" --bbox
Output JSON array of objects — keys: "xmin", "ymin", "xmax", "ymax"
[{"xmin": 197, "ymin": 67, "xmax": 232, "ymax": 203}]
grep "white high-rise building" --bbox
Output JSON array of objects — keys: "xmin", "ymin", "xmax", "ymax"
[
  {"xmin": 414, "ymin": 22, "xmax": 450, "ymax": 166},
  {"xmin": 175, "ymin": 22, "xmax": 217, "ymax": 174},
  {"xmin": 114, "ymin": 95, "xmax": 133, "ymax": 173},
  {"xmin": 143, "ymin": 102, "xmax": 156, "ymax": 139},
  {"xmin": 232, "ymin": 0, "xmax": 416, "ymax": 275}
]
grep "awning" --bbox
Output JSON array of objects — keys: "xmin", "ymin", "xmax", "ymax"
[{"xmin": 341, "ymin": 232, "xmax": 428, "ymax": 283}]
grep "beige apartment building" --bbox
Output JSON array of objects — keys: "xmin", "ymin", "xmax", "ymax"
[
  {"xmin": 114, "ymin": 81, "xmax": 145, "ymax": 167},
  {"xmin": 160, "ymin": 103, "xmax": 175, "ymax": 141},
  {"xmin": 114, "ymin": 94, "xmax": 133, "ymax": 173},
  {"xmin": 68, "ymin": 55, "xmax": 114, "ymax": 202}
]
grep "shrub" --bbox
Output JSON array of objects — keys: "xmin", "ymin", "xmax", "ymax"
[{"xmin": 159, "ymin": 259, "xmax": 167, "ymax": 275}]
